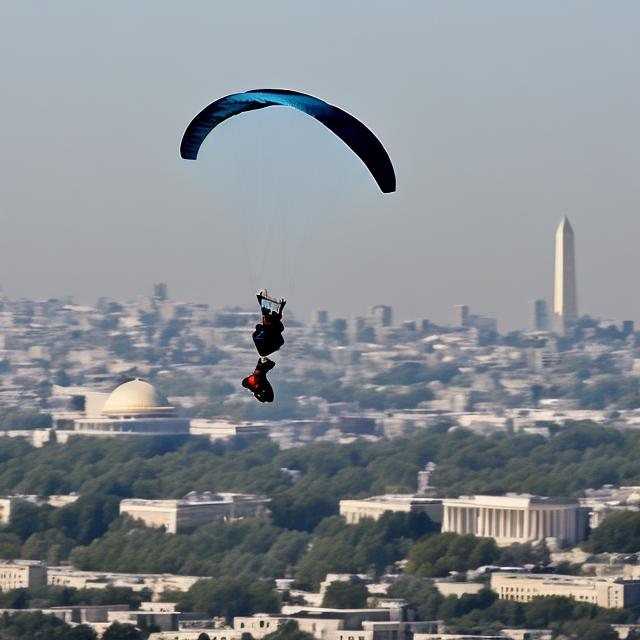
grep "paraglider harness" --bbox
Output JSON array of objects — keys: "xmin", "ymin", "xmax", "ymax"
[
  {"xmin": 253, "ymin": 290, "xmax": 286, "ymax": 357},
  {"xmin": 242, "ymin": 290, "xmax": 286, "ymax": 403}
]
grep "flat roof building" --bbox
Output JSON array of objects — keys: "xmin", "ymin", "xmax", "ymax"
[
  {"xmin": 442, "ymin": 494, "xmax": 587, "ymax": 546},
  {"xmin": 340, "ymin": 495, "xmax": 443, "ymax": 525},
  {"xmin": 491, "ymin": 572, "xmax": 640, "ymax": 609},
  {"xmin": 120, "ymin": 491, "xmax": 271, "ymax": 533},
  {"xmin": 0, "ymin": 560, "xmax": 47, "ymax": 591},
  {"xmin": 48, "ymin": 566, "xmax": 200, "ymax": 597}
]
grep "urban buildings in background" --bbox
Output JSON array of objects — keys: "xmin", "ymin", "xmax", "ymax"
[
  {"xmin": 1, "ymin": 215, "xmax": 640, "ymax": 637},
  {"xmin": 492, "ymin": 572, "xmax": 640, "ymax": 609},
  {"xmin": 529, "ymin": 299, "xmax": 549, "ymax": 332},
  {"xmin": 119, "ymin": 491, "xmax": 271, "ymax": 533}
]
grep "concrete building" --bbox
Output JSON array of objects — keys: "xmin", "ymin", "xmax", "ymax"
[
  {"xmin": 0, "ymin": 560, "xmax": 47, "ymax": 591},
  {"xmin": 0, "ymin": 498, "xmax": 15, "ymax": 525},
  {"xmin": 553, "ymin": 217, "xmax": 578, "ymax": 333},
  {"xmin": 120, "ymin": 491, "xmax": 271, "ymax": 533},
  {"xmin": 414, "ymin": 635, "xmax": 508, "ymax": 640},
  {"xmin": 441, "ymin": 494, "xmax": 587, "ymax": 546},
  {"xmin": 340, "ymin": 495, "xmax": 443, "ymax": 525},
  {"xmin": 68, "ymin": 378, "xmax": 190, "ymax": 437},
  {"xmin": 236, "ymin": 607, "xmax": 437, "ymax": 640},
  {"xmin": 48, "ymin": 566, "xmax": 200, "ymax": 597},
  {"xmin": 453, "ymin": 305, "xmax": 471, "ymax": 328},
  {"xmin": 371, "ymin": 306, "xmax": 393, "ymax": 328},
  {"xmin": 528, "ymin": 300, "xmax": 549, "ymax": 332},
  {"xmin": 150, "ymin": 633, "xmax": 242, "ymax": 640},
  {"xmin": 0, "ymin": 494, "xmax": 79, "ymax": 524},
  {"xmin": 189, "ymin": 419, "xmax": 269, "ymax": 442},
  {"xmin": 491, "ymin": 572, "xmax": 640, "ymax": 609},
  {"xmin": 417, "ymin": 463, "xmax": 438, "ymax": 497},
  {"xmin": 579, "ymin": 485, "xmax": 640, "ymax": 529}
]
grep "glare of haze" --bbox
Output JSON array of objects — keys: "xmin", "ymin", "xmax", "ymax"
[{"xmin": 0, "ymin": 1, "xmax": 638, "ymax": 329}]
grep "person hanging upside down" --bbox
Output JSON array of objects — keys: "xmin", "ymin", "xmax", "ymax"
[
  {"xmin": 242, "ymin": 356, "xmax": 275, "ymax": 403},
  {"xmin": 252, "ymin": 289, "xmax": 286, "ymax": 357},
  {"xmin": 242, "ymin": 290, "xmax": 286, "ymax": 403}
]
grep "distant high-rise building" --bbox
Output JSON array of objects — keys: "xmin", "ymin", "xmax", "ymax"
[
  {"xmin": 529, "ymin": 299, "xmax": 549, "ymax": 331},
  {"xmin": 553, "ymin": 217, "xmax": 578, "ymax": 332},
  {"xmin": 311, "ymin": 309, "xmax": 329, "ymax": 325},
  {"xmin": 453, "ymin": 305, "xmax": 470, "ymax": 327},
  {"xmin": 370, "ymin": 305, "xmax": 393, "ymax": 327},
  {"xmin": 153, "ymin": 283, "xmax": 168, "ymax": 301}
]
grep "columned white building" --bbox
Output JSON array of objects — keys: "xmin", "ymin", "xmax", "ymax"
[{"xmin": 441, "ymin": 494, "xmax": 587, "ymax": 546}]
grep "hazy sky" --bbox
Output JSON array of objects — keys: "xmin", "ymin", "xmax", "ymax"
[{"xmin": 1, "ymin": 1, "xmax": 638, "ymax": 329}]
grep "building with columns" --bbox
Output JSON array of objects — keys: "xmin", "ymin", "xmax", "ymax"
[{"xmin": 441, "ymin": 494, "xmax": 588, "ymax": 546}]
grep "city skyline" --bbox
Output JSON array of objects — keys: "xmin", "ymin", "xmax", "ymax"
[{"xmin": 1, "ymin": 3, "xmax": 639, "ymax": 330}]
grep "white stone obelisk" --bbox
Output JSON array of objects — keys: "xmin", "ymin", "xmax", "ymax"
[{"xmin": 553, "ymin": 216, "xmax": 578, "ymax": 332}]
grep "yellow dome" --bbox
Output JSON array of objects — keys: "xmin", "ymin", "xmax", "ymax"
[{"xmin": 102, "ymin": 379, "xmax": 174, "ymax": 416}]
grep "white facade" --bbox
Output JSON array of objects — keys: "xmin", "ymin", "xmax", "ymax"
[
  {"xmin": 120, "ymin": 491, "xmax": 271, "ymax": 533},
  {"xmin": 441, "ymin": 494, "xmax": 587, "ymax": 546},
  {"xmin": 553, "ymin": 217, "xmax": 578, "ymax": 332},
  {"xmin": 340, "ymin": 495, "xmax": 443, "ymax": 525},
  {"xmin": 0, "ymin": 560, "xmax": 47, "ymax": 591},
  {"xmin": 491, "ymin": 572, "xmax": 640, "ymax": 609},
  {"xmin": 190, "ymin": 419, "xmax": 269, "ymax": 442},
  {"xmin": 68, "ymin": 379, "xmax": 190, "ymax": 437},
  {"xmin": 0, "ymin": 494, "xmax": 79, "ymax": 524},
  {"xmin": 149, "ymin": 633, "xmax": 242, "ymax": 640},
  {"xmin": 579, "ymin": 485, "xmax": 640, "ymax": 529},
  {"xmin": 48, "ymin": 566, "xmax": 200, "ymax": 597}
]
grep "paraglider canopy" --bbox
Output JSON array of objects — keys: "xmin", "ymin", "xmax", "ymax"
[{"xmin": 180, "ymin": 89, "xmax": 396, "ymax": 193}]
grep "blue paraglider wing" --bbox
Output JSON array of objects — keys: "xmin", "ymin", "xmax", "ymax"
[{"xmin": 180, "ymin": 89, "xmax": 395, "ymax": 193}]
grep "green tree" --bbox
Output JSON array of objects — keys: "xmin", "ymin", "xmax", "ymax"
[
  {"xmin": 406, "ymin": 533, "xmax": 500, "ymax": 577},
  {"xmin": 263, "ymin": 620, "xmax": 315, "ymax": 640},
  {"xmin": 102, "ymin": 622, "xmax": 142, "ymax": 640},
  {"xmin": 387, "ymin": 576, "xmax": 444, "ymax": 620},
  {"xmin": 321, "ymin": 579, "xmax": 368, "ymax": 609},
  {"xmin": 176, "ymin": 577, "xmax": 280, "ymax": 620},
  {"xmin": 583, "ymin": 511, "xmax": 640, "ymax": 553}
]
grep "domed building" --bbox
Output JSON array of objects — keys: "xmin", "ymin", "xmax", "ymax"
[{"xmin": 72, "ymin": 379, "xmax": 190, "ymax": 436}]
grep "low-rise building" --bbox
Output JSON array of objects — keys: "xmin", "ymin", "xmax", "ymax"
[
  {"xmin": 190, "ymin": 419, "xmax": 269, "ymax": 442},
  {"xmin": 47, "ymin": 566, "xmax": 200, "ymax": 597},
  {"xmin": 500, "ymin": 631, "xmax": 552, "ymax": 640},
  {"xmin": 579, "ymin": 485, "xmax": 640, "ymax": 529},
  {"xmin": 491, "ymin": 572, "xmax": 640, "ymax": 608},
  {"xmin": 0, "ymin": 560, "xmax": 47, "ymax": 591},
  {"xmin": 120, "ymin": 491, "xmax": 271, "ymax": 533},
  {"xmin": 432, "ymin": 581, "xmax": 485, "ymax": 598},
  {"xmin": 414, "ymin": 634, "xmax": 507, "ymax": 640},
  {"xmin": 340, "ymin": 495, "xmax": 443, "ymax": 525},
  {"xmin": 0, "ymin": 494, "xmax": 80, "ymax": 524},
  {"xmin": 441, "ymin": 494, "xmax": 587, "ymax": 546},
  {"xmin": 149, "ymin": 632, "xmax": 242, "ymax": 640},
  {"xmin": 234, "ymin": 613, "xmax": 438, "ymax": 640}
]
